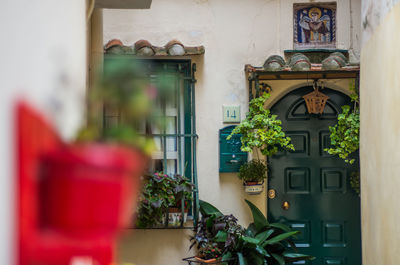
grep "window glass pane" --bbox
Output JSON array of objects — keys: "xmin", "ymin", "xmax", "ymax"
[
  {"xmin": 104, "ymin": 116, "xmax": 118, "ymax": 129},
  {"xmin": 166, "ymin": 159, "xmax": 178, "ymax": 175},
  {"xmin": 166, "ymin": 120, "xmax": 177, "ymax": 152},
  {"xmin": 149, "ymin": 159, "xmax": 177, "ymax": 175},
  {"xmin": 152, "ymin": 136, "xmax": 162, "ymax": 153}
]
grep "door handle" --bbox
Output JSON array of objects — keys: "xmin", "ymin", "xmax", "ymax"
[{"xmin": 282, "ymin": 201, "xmax": 290, "ymax": 210}]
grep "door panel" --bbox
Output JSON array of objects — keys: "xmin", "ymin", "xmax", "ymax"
[{"xmin": 268, "ymin": 87, "xmax": 361, "ymax": 265}]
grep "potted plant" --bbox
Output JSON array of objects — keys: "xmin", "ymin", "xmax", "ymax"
[
  {"xmin": 194, "ymin": 243, "xmax": 223, "ymax": 264},
  {"xmin": 238, "ymin": 159, "xmax": 267, "ymax": 195},
  {"xmin": 190, "ymin": 201, "xmax": 243, "ymax": 264},
  {"xmin": 227, "ymin": 92, "xmax": 294, "ymax": 195},
  {"xmin": 188, "ymin": 200, "xmax": 314, "ymax": 265},
  {"xmin": 41, "ymin": 58, "xmax": 156, "ymax": 233},
  {"xmin": 227, "ymin": 92, "xmax": 294, "ymax": 157},
  {"xmin": 136, "ymin": 172, "xmax": 194, "ymax": 228},
  {"xmin": 168, "ymin": 174, "xmax": 195, "ymax": 226}
]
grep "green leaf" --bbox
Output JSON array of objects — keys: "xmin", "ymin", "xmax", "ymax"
[
  {"xmin": 248, "ymin": 251, "xmax": 265, "ymax": 265},
  {"xmin": 214, "ymin": 230, "xmax": 228, "ymax": 242},
  {"xmin": 242, "ymin": 236, "xmax": 261, "ymax": 245},
  {"xmin": 262, "ymin": 231, "xmax": 299, "ymax": 246},
  {"xmin": 206, "ymin": 215, "xmax": 216, "ymax": 229},
  {"xmin": 271, "ymin": 253, "xmax": 285, "ymax": 265},
  {"xmin": 237, "ymin": 252, "xmax": 247, "ymax": 265},
  {"xmin": 255, "ymin": 229, "xmax": 274, "ymax": 243},
  {"xmin": 199, "ymin": 200, "xmax": 223, "ymax": 217},
  {"xmin": 245, "ymin": 223, "xmax": 257, "ymax": 237},
  {"xmin": 221, "ymin": 252, "xmax": 233, "ymax": 262},
  {"xmin": 286, "ymin": 238, "xmax": 298, "ymax": 252},
  {"xmin": 283, "ymin": 252, "xmax": 315, "ymax": 260},
  {"xmin": 255, "ymin": 244, "xmax": 270, "ymax": 257},
  {"xmin": 245, "ymin": 199, "xmax": 269, "ymax": 231},
  {"xmin": 269, "ymin": 222, "xmax": 292, "ymax": 232}
]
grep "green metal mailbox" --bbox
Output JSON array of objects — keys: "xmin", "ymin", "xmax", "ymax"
[{"xmin": 219, "ymin": 125, "xmax": 248, "ymax": 173}]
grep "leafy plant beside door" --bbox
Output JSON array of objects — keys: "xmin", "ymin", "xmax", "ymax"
[
  {"xmin": 227, "ymin": 92, "xmax": 294, "ymax": 156},
  {"xmin": 227, "ymin": 92, "xmax": 294, "ymax": 194},
  {"xmin": 188, "ymin": 200, "xmax": 314, "ymax": 265},
  {"xmin": 324, "ymin": 81, "xmax": 360, "ymax": 194}
]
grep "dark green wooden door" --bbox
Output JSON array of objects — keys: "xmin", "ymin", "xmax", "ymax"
[{"xmin": 268, "ymin": 86, "xmax": 361, "ymax": 265}]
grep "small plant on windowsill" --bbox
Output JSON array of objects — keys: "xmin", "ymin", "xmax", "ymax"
[
  {"xmin": 238, "ymin": 159, "xmax": 267, "ymax": 195},
  {"xmin": 136, "ymin": 172, "xmax": 194, "ymax": 228}
]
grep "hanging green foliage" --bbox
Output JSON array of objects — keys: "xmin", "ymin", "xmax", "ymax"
[
  {"xmin": 350, "ymin": 171, "xmax": 360, "ymax": 196},
  {"xmin": 324, "ymin": 81, "xmax": 360, "ymax": 164},
  {"xmin": 227, "ymin": 93, "xmax": 294, "ymax": 156}
]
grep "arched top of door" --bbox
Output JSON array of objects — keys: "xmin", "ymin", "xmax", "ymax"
[{"xmin": 244, "ymin": 62, "xmax": 359, "ymax": 107}]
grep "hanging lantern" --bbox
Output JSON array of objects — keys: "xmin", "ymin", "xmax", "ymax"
[{"xmin": 303, "ymin": 81, "xmax": 329, "ymax": 114}]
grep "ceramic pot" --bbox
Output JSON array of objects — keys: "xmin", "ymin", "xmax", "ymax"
[{"xmin": 244, "ymin": 181, "xmax": 264, "ymax": 195}]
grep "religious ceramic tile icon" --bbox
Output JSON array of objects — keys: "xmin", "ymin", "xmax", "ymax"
[{"xmin": 294, "ymin": 2, "xmax": 337, "ymax": 49}]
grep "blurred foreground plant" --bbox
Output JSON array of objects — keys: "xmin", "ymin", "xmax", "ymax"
[{"xmin": 77, "ymin": 57, "xmax": 172, "ymax": 155}]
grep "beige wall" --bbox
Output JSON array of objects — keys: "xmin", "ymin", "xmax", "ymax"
[
  {"xmin": 103, "ymin": 0, "xmax": 361, "ymax": 264},
  {"xmin": 361, "ymin": 0, "xmax": 400, "ymax": 45},
  {"xmin": 360, "ymin": 2, "xmax": 400, "ymax": 265},
  {"xmin": 0, "ymin": 1, "xmax": 87, "ymax": 264}
]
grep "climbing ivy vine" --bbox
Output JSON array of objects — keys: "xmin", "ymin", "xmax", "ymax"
[{"xmin": 227, "ymin": 92, "xmax": 294, "ymax": 156}]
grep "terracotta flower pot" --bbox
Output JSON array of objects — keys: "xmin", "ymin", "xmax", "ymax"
[{"xmin": 40, "ymin": 143, "xmax": 147, "ymax": 235}]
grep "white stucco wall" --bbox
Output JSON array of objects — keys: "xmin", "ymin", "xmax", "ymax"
[
  {"xmin": 103, "ymin": 1, "xmax": 361, "ymax": 264},
  {"xmin": 0, "ymin": 1, "xmax": 87, "ymax": 264},
  {"xmin": 360, "ymin": 1, "xmax": 400, "ymax": 265},
  {"xmin": 361, "ymin": 0, "xmax": 400, "ymax": 44}
]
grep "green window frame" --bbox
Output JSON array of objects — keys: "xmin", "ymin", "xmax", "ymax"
[{"xmin": 103, "ymin": 57, "xmax": 199, "ymax": 228}]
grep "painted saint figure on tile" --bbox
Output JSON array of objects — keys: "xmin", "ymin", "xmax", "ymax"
[{"xmin": 294, "ymin": 3, "xmax": 336, "ymax": 49}]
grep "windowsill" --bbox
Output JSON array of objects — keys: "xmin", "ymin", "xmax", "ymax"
[{"xmin": 126, "ymin": 219, "xmax": 195, "ymax": 230}]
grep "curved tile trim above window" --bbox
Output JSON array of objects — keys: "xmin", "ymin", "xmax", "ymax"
[{"xmin": 104, "ymin": 39, "xmax": 205, "ymax": 56}]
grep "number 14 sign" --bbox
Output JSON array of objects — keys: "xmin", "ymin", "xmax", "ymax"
[{"xmin": 223, "ymin": 106, "xmax": 241, "ymax": 123}]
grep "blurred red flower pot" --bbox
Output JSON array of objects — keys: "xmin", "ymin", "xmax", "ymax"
[{"xmin": 40, "ymin": 144, "xmax": 147, "ymax": 235}]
